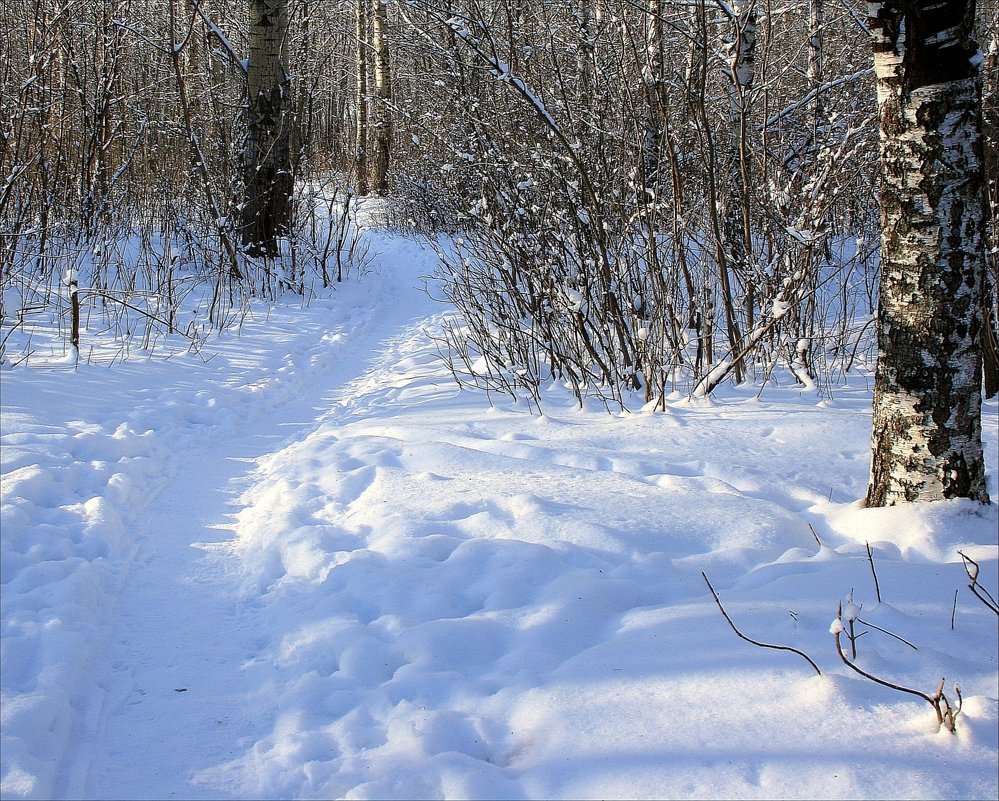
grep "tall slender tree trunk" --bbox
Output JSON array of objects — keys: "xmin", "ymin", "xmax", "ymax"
[
  {"xmin": 867, "ymin": 0, "xmax": 990, "ymax": 505},
  {"xmin": 722, "ymin": 0, "xmax": 756, "ymax": 338},
  {"xmin": 242, "ymin": 0, "xmax": 292, "ymax": 257},
  {"xmin": 807, "ymin": 0, "xmax": 824, "ymax": 140},
  {"xmin": 369, "ymin": 0, "xmax": 392, "ymax": 193},
  {"xmin": 575, "ymin": 0, "xmax": 596, "ymax": 107},
  {"xmin": 640, "ymin": 0, "xmax": 664, "ymax": 196},
  {"xmin": 355, "ymin": 0, "xmax": 369, "ymax": 195},
  {"xmin": 719, "ymin": 3, "xmax": 756, "ymax": 380},
  {"xmin": 291, "ymin": 0, "xmax": 313, "ymax": 175}
]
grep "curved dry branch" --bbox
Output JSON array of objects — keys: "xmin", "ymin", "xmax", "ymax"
[
  {"xmin": 702, "ymin": 572, "xmax": 821, "ymax": 675},
  {"xmin": 958, "ymin": 551, "xmax": 999, "ymax": 615},
  {"xmin": 832, "ymin": 618, "xmax": 960, "ymax": 732}
]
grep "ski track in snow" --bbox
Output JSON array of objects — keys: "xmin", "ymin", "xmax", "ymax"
[{"xmin": 2, "ymin": 228, "xmax": 998, "ymax": 800}]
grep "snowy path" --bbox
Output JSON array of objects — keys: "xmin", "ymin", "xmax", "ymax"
[
  {"xmin": 77, "ymin": 255, "xmax": 444, "ymax": 799},
  {"xmin": 76, "ymin": 428, "xmax": 274, "ymax": 799},
  {"xmin": 3, "ymin": 228, "xmax": 998, "ymax": 800}
]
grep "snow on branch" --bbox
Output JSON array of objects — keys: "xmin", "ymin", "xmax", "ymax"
[
  {"xmin": 692, "ymin": 272, "xmax": 809, "ymax": 397},
  {"xmin": 190, "ymin": 0, "xmax": 247, "ymax": 76},
  {"xmin": 765, "ymin": 68, "xmax": 874, "ymax": 128},
  {"xmin": 440, "ymin": 13, "xmax": 562, "ymax": 136}
]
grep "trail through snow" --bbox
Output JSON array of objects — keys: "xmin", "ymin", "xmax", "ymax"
[
  {"xmin": 80, "ymin": 270, "xmax": 441, "ymax": 799},
  {"xmin": 83, "ymin": 240, "xmax": 449, "ymax": 798},
  {"xmin": 2, "ymin": 224, "xmax": 997, "ymax": 800}
]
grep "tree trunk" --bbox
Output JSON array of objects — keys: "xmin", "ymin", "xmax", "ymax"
[
  {"xmin": 369, "ymin": 0, "xmax": 392, "ymax": 194},
  {"xmin": 807, "ymin": 0, "xmax": 824, "ymax": 139},
  {"xmin": 867, "ymin": 0, "xmax": 990, "ymax": 505},
  {"xmin": 981, "ymin": 30, "xmax": 999, "ymax": 397},
  {"xmin": 721, "ymin": 3, "xmax": 756, "ymax": 340},
  {"xmin": 719, "ymin": 4, "xmax": 755, "ymax": 381},
  {"xmin": 640, "ymin": 0, "xmax": 664, "ymax": 196},
  {"xmin": 242, "ymin": 0, "xmax": 292, "ymax": 257},
  {"xmin": 355, "ymin": 0, "xmax": 369, "ymax": 195}
]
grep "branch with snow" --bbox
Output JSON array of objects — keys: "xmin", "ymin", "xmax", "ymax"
[
  {"xmin": 764, "ymin": 68, "xmax": 874, "ymax": 129},
  {"xmin": 831, "ymin": 608, "xmax": 962, "ymax": 732},
  {"xmin": 188, "ymin": 0, "xmax": 247, "ymax": 76},
  {"xmin": 692, "ymin": 277, "xmax": 805, "ymax": 397}
]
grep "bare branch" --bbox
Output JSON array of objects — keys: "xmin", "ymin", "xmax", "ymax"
[
  {"xmin": 958, "ymin": 551, "xmax": 999, "ymax": 615},
  {"xmin": 854, "ymin": 617, "xmax": 917, "ymax": 650},
  {"xmin": 832, "ymin": 614, "xmax": 959, "ymax": 731},
  {"xmin": 702, "ymin": 572, "xmax": 821, "ymax": 675}
]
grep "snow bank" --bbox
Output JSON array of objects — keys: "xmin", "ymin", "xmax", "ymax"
[{"xmin": 2, "ymin": 222, "xmax": 997, "ymax": 800}]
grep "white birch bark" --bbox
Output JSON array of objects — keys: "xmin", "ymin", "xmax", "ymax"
[
  {"xmin": 867, "ymin": 0, "xmax": 990, "ymax": 505},
  {"xmin": 369, "ymin": 0, "xmax": 392, "ymax": 194},
  {"xmin": 242, "ymin": 0, "xmax": 292, "ymax": 256},
  {"xmin": 981, "ymin": 27, "xmax": 999, "ymax": 397},
  {"xmin": 355, "ymin": 0, "xmax": 369, "ymax": 195}
]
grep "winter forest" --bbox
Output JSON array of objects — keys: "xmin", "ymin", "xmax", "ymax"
[{"xmin": 2, "ymin": 0, "xmax": 999, "ymax": 799}]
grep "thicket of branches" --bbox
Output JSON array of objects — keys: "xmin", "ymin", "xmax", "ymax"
[
  {"xmin": 1, "ymin": 0, "xmax": 996, "ymax": 403},
  {"xmin": 391, "ymin": 0, "xmax": 889, "ymax": 407},
  {"xmin": 0, "ymin": 0, "xmax": 360, "ymax": 358}
]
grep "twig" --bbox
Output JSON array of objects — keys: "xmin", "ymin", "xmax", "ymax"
[
  {"xmin": 808, "ymin": 524, "xmax": 822, "ymax": 547},
  {"xmin": 855, "ymin": 617, "xmax": 918, "ymax": 650},
  {"xmin": 702, "ymin": 572, "xmax": 821, "ymax": 675},
  {"xmin": 950, "ymin": 588, "xmax": 958, "ymax": 631},
  {"xmin": 832, "ymin": 617, "xmax": 960, "ymax": 731},
  {"xmin": 957, "ymin": 551, "xmax": 999, "ymax": 615},
  {"xmin": 865, "ymin": 541, "xmax": 882, "ymax": 604}
]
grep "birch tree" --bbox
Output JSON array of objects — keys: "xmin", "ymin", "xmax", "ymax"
[
  {"xmin": 369, "ymin": 0, "xmax": 392, "ymax": 193},
  {"xmin": 867, "ymin": 0, "xmax": 990, "ymax": 505},
  {"xmin": 243, "ymin": 0, "xmax": 293, "ymax": 256},
  {"xmin": 354, "ymin": 0, "xmax": 369, "ymax": 194}
]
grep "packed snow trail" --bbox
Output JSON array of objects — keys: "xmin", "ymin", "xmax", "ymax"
[
  {"xmin": 70, "ymin": 428, "xmax": 277, "ymax": 799},
  {"xmin": 2, "ymin": 225, "xmax": 998, "ymax": 800},
  {"xmin": 1, "ymin": 231, "xmax": 448, "ymax": 799},
  {"xmin": 78, "ymin": 248, "xmax": 447, "ymax": 798}
]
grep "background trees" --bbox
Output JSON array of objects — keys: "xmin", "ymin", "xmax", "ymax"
[
  {"xmin": 386, "ymin": 0, "xmax": 883, "ymax": 407},
  {"xmin": 1, "ymin": 0, "xmax": 995, "ymax": 438}
]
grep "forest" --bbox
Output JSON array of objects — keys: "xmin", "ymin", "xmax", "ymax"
[
  {"xmin": 3, "ymin": 0, "xmax": 998, "ymax": 504},
  {"xmin": 0, "ymin": 1, "xmax": 992, "ymax": 383},
  {"xmin": 2, "ymin": 2, "xmax": 999, "ymax": 799}
]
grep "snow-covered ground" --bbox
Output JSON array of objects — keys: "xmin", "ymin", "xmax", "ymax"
[{"xmin": 2, "ymin": 219, "xmax": 997, "ymax": 800}]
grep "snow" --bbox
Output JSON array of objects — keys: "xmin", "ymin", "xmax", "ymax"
[{"xmin": 2, "ymin": 221, "xmax": 998, "ymax": 800}]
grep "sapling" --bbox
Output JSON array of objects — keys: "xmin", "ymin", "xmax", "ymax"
[
  {"xmin": 831, "ymin": 609, "xmax": 961, "ymax": 732},
  {"xmin": 65, "ymin": 269, "xmax": 80, "ymax": 355},
  {"xmin": 838, "ymin": 597, "xmax": 864, "ymax": 659}
]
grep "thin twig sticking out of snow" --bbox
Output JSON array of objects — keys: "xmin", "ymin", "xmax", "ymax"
[
  {"xmin": 865, "ymin": 541, "xmax": 882, "ymax": 604},
  {"xmin": 702, "ymin": 572, "xmax": 822, "ymax": 675}
]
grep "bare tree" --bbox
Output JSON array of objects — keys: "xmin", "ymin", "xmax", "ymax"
[
  {"xmin": 242, "ymin": 0, "xmax": 293, "ymax": 256},
  {"xmin": 369, "ymin": 0, "xmax": 392, "ymax": 193},
  {"xmin": 867, "ymin": 0, "xmax": 990, "ymax": 505},
  {"xmin": 354, "ymin": 0, "xmax": 369, "ymax": 195}
]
